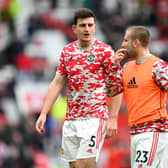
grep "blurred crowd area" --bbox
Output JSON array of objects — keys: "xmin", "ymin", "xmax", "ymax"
[{"xmin": 0, "ymin": 0, "xmax": 168, "ymax": 168}]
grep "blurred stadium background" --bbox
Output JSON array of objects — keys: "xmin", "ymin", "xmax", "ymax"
[{"xmin": 0, "ymin": 0, "xmax": 168, "ymax": 167}]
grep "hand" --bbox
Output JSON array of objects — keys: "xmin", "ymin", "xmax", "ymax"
[
  {"xmin": 114, "ymin": 48, "xmax": 127, "ymax": 65},
  {"xmin": 105, "ymin": 118, "xmax": 118, "ymax": 139},
  {"xmin": 35, "ymin": 113, "xmax": 47, "ymax": 134}
]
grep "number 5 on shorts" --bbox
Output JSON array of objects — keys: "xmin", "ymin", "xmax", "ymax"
[{"xmin": 89, "ymin": 135, "xmax": 96, "ymax": 147}]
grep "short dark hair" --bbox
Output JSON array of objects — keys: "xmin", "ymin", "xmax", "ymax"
[
  {"xmin": 127, "ymin": 26, "xmax": 150, "ymax": 47},
  {"xmin": 73, "ymin": 8, "xmax": 96, "ymax": 25}
]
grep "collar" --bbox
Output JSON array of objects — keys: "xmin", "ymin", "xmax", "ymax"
[
  {"xmin": 77, "ymin": 39, "xmax": 96, "ymax": 51},
  {"xmin": 136, "ymin": 54, "xmax": 152, "ymax": 64}
]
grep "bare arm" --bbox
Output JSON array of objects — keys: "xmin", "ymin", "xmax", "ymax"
[
  {"xmin": 35, "ymin": 74, "xmax": 66, "ymax": 134},
  {"xmin": 105, "ymin": 93, "xmax": 123, "ymax": 139}
]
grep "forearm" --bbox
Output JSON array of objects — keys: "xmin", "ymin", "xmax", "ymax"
[
  {"xmin": 105, "ymin": 93, "xmax": 123, "ymax": 138},
  {"xmin": 107, "ymin": 93, "xmax": 123, "ymax": 119},
  {"xmin": 107, "ymin": 64, "xmax": 124, "ymax": 97},
  {"xmin": 41, "ymin": 84, "xmax": 62, "ymax": 116},
  {"xmin": 106, "ymin": 48, "xmax": 126, "ymax": 97},
  {"xmin": 41, "ymin": 75, "xmax": 66, "ymax": 116}
]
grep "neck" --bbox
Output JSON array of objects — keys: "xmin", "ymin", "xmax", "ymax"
[
  {"xmin": 135, "ymin": 48, "xmax": 150, "ymax": 61},
  {"xmin": 78, "ymin": 40, "xmax": 93, "ymax": 48}
]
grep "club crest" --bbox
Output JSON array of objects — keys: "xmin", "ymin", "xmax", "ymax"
[{"xmin": 87, "ymin": 54, "xmax": 96, "ymax": 63}]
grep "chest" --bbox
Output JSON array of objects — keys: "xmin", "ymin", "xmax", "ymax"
[
  {"xmin": 64, "ymin": 51, "xmax": 103, "ymax": 75},
  {"xmin": 123, "ymin": 63, "xmax": 154, "ymax": 91}
]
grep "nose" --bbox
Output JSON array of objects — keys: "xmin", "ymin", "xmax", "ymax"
[
  {"xmin": 85, "ymin": 25, "xmax": 89, "ymax": 31},
  {"xmin": 121, "ymin": 41, "xmax": 125, "ymax": 48}
]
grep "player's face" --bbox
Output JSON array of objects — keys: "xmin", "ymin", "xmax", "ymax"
[
  {"xmin": 72, "ymin": 17, "xmax": 96, "ymax": 47},
  {"xmin": 121, "ymin": 30, "xmax": 137, "ymax": 58}
]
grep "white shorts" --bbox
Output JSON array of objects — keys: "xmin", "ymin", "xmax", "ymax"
[
  {"xmin": 131, "ymin": 132, "xmax": 168, "ymax": 168},
  {"xmin": 61, "ymin": 118, "xmax": 106, "ymax": 162}
]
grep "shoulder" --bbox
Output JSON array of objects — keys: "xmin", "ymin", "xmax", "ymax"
[
  {"xmin": 149, "ymin": 55, "xmax": 159, "ymax": 62},
  {"xmin": 153, "ymin": 57, "xmax": 167, "ymax": 68},
  {"xmin": 152, "ymin": 57, "xmax": 168, "ymax": 80},
  {"xmin": 94, "ymin": 39, "xmax": 113, "ymax": 51},
  {"xmin": 62, "ymin": 41, "xmax": 78, "ymax": 52},
  {"xmin": 95, "ymin": 39, "xmax": 111, "ymax": 48},
  {"xmin": 122, "ymin": 60, "xmax": 135, "ymax": 72}
]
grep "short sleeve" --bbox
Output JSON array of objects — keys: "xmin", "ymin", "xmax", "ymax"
[{"xmin": 56, "ymin": 50, "xmax": 67, "ymax": 76}]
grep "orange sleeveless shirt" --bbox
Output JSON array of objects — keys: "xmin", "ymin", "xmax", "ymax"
[{"xmin": 123, "ymin": 55, "xmax": 168, "ymax": 126}]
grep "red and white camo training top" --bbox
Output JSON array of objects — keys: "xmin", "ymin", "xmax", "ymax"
[{"xmin": 56, "ymin": 39, "xmax": 119, "ymax": 120}]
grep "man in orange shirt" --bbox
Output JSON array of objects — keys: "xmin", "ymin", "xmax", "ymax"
[{"xmin": 110, "ymin": 26, "xmax": 168, "ymax": 168}]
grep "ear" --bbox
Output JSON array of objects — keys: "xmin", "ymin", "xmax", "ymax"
[
  {"xmin": 94, "ymin": 24, "xmax": 96, "ymax": 32},
  {"xmin": 72, "ymin": 25, "xmax": 76, "ymax": 34},
  {"xmin": 133, "ymin": 39, "xmax": 140, "ymax": 47}
]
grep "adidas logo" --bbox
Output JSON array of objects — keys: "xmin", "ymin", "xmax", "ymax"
[
  {"xmin": 86, "ymin": 149, "xmax": 93, "ymax": 154},
  {"xmin": 127, "ymin": 77, "xmax": 138, "ymax": 88},
  {"xmin": 138, "ymin": 164, "xmax": 143, "ymax": 168}
]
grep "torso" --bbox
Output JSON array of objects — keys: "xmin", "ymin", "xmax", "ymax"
[{"xmin": 57, "ymin": 39, "xmax": 115, "ymax": 120}]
